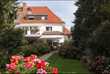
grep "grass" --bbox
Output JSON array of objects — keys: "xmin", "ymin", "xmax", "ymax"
[{"xmin": 47, "ymin": 54, "xmax": 90, "ymax": 74}]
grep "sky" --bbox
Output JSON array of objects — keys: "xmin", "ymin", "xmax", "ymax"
[{"xmin": 18, "ymin": 0, "xmax": 78, "ymax": 27}]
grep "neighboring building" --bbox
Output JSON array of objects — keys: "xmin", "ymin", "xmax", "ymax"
[
  {"xmin": 64, "ymin": 26, "xmax": 72, "ymax": 41},
  {"xmin": 16, "ymin": 3, "xmax": 71, "ymax": 43}
]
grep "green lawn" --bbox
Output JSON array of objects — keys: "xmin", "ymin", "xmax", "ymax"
[{"xmin": 47, "ymin": 54, "xmax": 90, "ymax": 74}]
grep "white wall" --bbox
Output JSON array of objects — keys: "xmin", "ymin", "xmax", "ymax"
[
  {"xmin": 15, "ymin": 23, "xmax": 65, "ymax": 43},
  {"xmin": 52, "ymin": 26, "xmax": 63, "ymax": 32},
  {"xmin": 16, "ymin": 23, "xmax": 64, "ymax": 33},
  {"xmin": 39, "ymin": 25, "xmax": 63, "ymax": 32}
]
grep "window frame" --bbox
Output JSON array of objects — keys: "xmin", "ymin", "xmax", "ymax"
[{"xmin": 46, "ymin": 26, "xmax": 52, "ymax": 31}]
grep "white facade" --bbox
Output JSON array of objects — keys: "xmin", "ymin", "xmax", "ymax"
[{"xmin": 16, "ymin": 23, "xmax": 65, "ymax": 43}]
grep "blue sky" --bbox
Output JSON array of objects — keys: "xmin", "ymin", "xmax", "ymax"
[{"xmin": 18, "ymin": 0, "xmax": 78, "ymax": 27}]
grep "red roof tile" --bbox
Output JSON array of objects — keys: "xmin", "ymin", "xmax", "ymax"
[
  {"xmin": 64, "ymin": 27, "xmax": 71, "ymax": 35},
  {"xmin": 17, "ymin": 6, "xmax": 64, "ymax": 25}
]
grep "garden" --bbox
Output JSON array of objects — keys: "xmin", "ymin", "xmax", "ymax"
[
  {"xmin": 47, "ymin": 53, "xmax": 90, "ymax": 74},
  {"xmin": 1, "ymin": 0, "xmax": 110, "ymax": 74},
  {"xmin": 0, "ymin": 37, "xmax": 90, "ymax": 74}
]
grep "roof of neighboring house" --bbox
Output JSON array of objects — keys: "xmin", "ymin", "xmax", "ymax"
[
  {"xmin": 64, "ymin": 26, "xmax": 71, "ymax": 35},
  {"xmin": 42, "ymin": 31, "xmax": 64, "ymax": 35},
  {"xmin": 17, "ymin": 5, "xmax": 64, "ymax": 25}
]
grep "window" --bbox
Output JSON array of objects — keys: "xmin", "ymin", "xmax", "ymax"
[
  {"xmin": 35, "ymin": 15, "xmax": 48, "ymax": 20},
  {"xmin": 21, "ymin": 27, "xmax": 29, "ymax": 35},
  {"xmin": 41, "ymin": 16, "xmax": 45, "ymax": 20},
  {"xmin": 36, "ymin": 15, "xmax": 42, "ymax": 20},
  {"xmin": 46, "ymin": 26, "xmax": 52, "ymax": 31},
  {"xmin": 30, "ymin": 26, "xmax": 38, "ymax": 30},
  {"xmin": 30, "ymin": 26, "xmax": 39, "ymax": 34},
  {"xmin": 26, "ymin": 14, "xmax": 48, "ymax": 20},
  {"xmin": 27, "ymin": 15, "xmax": 35, "ymax": 20},
  {"xmin": 42, "ymin": 15, "xmax": 48, "ymax": 20}
]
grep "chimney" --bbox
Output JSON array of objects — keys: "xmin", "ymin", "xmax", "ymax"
[
  {"xmin": 21, "ymin": 3, "xmax": 29, "ymax": 16},
  {"xmin": 23, "ymin": 3, "xmax": 27, "ymax": 7}
]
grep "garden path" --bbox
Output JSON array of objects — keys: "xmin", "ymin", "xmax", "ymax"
[{"xmin": 39, "ymin": 50, "xmax": 58, "ymax": 60}]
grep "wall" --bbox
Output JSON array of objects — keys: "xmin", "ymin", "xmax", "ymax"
[{"xmin": 16, "ymin": 23, "xmax": 64, "ymax": 33}]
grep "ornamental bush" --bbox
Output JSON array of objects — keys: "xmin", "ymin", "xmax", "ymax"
[
  {"xmin": 5, "ymin": 54, "xmax": 58, "ymax": 74},
  {"xmin": 59, "ymin": 41, "xmax": 82, "ymax": 59},
  {"xmin": 88, "ymin": 56, "xmax": 110, "ymax": 74}
]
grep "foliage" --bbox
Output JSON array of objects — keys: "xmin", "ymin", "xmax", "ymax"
[
  {"xmin": 88, "ymin": 56, "xmax": 110, "ymax": 74},
  {"xmin": 73, "ymin": 0, "xmax": 110, "ymax": 56},
  {"xmin": 14, "ymin": 45, "xmax": 39, "ymax": 56},
  {"xmin": 73, "ymin": 0, "xmax": 110, "ymax": 73},
  {"xmin": 0, "ymin": 0, "xmax": 19, "ymax": 50},
  {"xmin": 12, "ymin": 39, "xmax": 50, "ymax": 56},
  {"xmin": 29, "ymin": 39, "xmax": 50, "ymax": 54},
  {"xmin": 59, "ymin": 41, "xmax": 82, "ymax": 59},
  {"xmin": 0, "ymin": 0, "xmax": 26, "ymax": 72},
  {"xmin": 0, "ymin": 28, "xmax": 25, "ymax": 52},
  {"xmin": 0, "ymin": 0, "xmax": 16, "ymax": 25}
]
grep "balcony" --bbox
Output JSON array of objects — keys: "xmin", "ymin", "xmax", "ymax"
[{"xmin": 25, "ymin": 30, "xmax": 41, "ymax": 37}]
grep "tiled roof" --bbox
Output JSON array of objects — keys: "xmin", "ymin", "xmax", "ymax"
[
  {"xmin": 64, "ymin": 26, "xmax": 71, "ymax": 35},
  {"xmin": 17, "ymin": 6, "xmax": 64, "ymax": 25}
]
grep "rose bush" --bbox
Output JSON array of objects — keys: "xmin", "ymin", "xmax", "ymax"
[{"xmin": 5, "ymin": 54, "xmax": 58, "ymax": 74}]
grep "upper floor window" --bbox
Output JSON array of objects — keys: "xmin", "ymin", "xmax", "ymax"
[
  {"xmin": 41, "ymin": 16, "xmax": 45, "ymax": 20},
  {"xmin": 36, "ymin": 15, "xmax": 48, "ymax": 20},
  {"xmin": 46, "ymin": 26, "xmax": 52, "ymax": 31},
  {"xmin": 27, "ymin": 15, "xmax": 35, "ymax": 20},
  {"xmin": 30, "ymin": 26, "xmax": 39, "ymax": 34},
  {"xmin": 26, "ymin": 14, "xmax": 48, "ymax": 20}
]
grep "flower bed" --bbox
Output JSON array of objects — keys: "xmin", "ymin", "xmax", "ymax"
[
  {"xmin": 88, "ymin": 56, "xmax": 110, "ymax": 74},
  {"xmin": 5, "ymin": 54, "xmax": 58, "ymax": 74}
]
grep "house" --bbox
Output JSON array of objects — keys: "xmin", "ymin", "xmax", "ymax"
[
  {"xmin": 64, "ymin": 26, "xmax": 72, "ymax": 41},
  {"xmin": 15, "ymin": 3, "xmax": 71, "ymax": 44}
]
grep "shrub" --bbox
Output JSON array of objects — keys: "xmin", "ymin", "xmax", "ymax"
[
  {"xmin": 88, "ymin": 56, "xmax": 110, "ymax": 74},
  {"xmin": 11, "ymin": 39, "xmax": 50, "ymax": 56},
  {"xmin": 11, "ymin": 45, "xmax": 41, "ymax": 56},
  {"xmin": 59, "ymin": 41, "xmax": 82, "ymax": 59},
  {"xmin": 0, "ymin": 28, "xmax": 25, "ymax": 52},
  {"xmin": 29, "ymin": 39, "xmax": 50, "ymax": 54},
  {"xmin": 31, "ymin": 39, "xmax": 50, "ymax": 54},
  {"xmin": 0, "ymin": 28, "xmax": 25, "ymax": 72}
]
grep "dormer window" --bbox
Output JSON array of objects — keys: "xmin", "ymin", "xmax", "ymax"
[
  {"xmin": 26, "ymin": 14, "xmax": 48, "ymax": 20},
  {"xmin": 41, "ymin": 16, "xmax": 45, "ymax": 20},
  {"xmin": 27, "ymin": 15, "xmax": 35, "ymax": 20},
  {"xmin": 36, "ymin": 15, "xmax": 48, "ymax": 20},
  {"xmin": 41, "ymin": 15, "xmax": 48, "ymax": 20}
]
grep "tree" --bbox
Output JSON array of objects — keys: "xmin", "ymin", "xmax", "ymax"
[
  {"xmin": 0, "ymin": 0, "xmax": 25, "ymax": 70},
  {"xmin": 73, "ymin": 0, "xmax": 110, "ymax": 56},
  {"xmin": 0, "ymin": 28, "xmax": 24, "ymax": 52}
]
